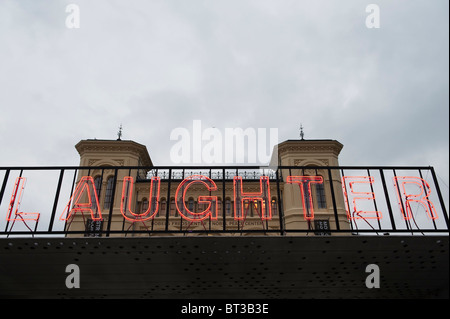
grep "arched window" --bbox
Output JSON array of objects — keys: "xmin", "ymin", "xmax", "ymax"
[
  {"xmin": 316, "ymin": 182, "xmax": 327, "ymax": 209},
  {"xmin": 170, "ymin": 198, "xmax": 176, "ymax": 217},
  {"xmin": 141, "ymin": 198, "xmax": 149, "ymax": 213},
  {"xmin": 217, "ymin": 198, "xmax": 222, "ymax": 215},
  {"xmin": 225, "ymin": 198, "xmax": 232, "ymax": 216},
  {"xmin": 243, "ymin": 201, "xmax": 251, "ymax": 217},
  {"xmin": 92, "ymin": 176, "xmax": 102, "ymax": 209},
  {"xmin": 249, "ymin": 201, "xmax": 255, "ymax": 217},
  {"xmin": 104, "ymin": 176, "xmax": 114, "ymax": 209},
  {"xmin": 271, "ymin": 198, "xmax": 278, "ymax": 216},
  {"xmin": 300, "ymin": 174, "xmax": 326, "ymax": 212},
  {"xmin": 93, "ymin": 176, "xmax": 102, "ymax": 196},
  {"xmin": 188, "ymin": 198, "xmax": 195, "ymax": 212},
  {"xmin": 159, "ymin": 198, "xmax": 166, "ymax": 217}
]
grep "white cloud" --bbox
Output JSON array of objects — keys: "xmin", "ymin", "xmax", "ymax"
[{"xmin": 0, "ymin": 0, "xmax": 447, "ymax": 194}]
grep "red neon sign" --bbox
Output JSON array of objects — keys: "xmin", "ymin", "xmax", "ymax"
[
  {"xmin": 175, "ymin": 175, "xmax": 218, "ymax": 221},
  {"xmin": 286, "ymin": 176, "xmax": 323, "ymax": 220},
  {"xmin": 233, "ymin": 176, "xmax": 272, "ymax": 220},
  {"xmin": 342, "ymin": 176, "xmax": 382, "ymax": 220},
  {"xmin": 4, "ymin": 172, "xmax": 441, "ymax": 230},
  {"xmin": 6, "ymin": 177, "xmax": 40, "ymax": 222},
  {"xmin": 393, "ymin": 176, "xmax": 438, "ymax": 220},
  {"xmin": 59, "ymin": 176, "xmax": 102, "ymax": 221},
  {"xmin": 121, "ymin": 176, "xmax": 161, "ymax": 222}
]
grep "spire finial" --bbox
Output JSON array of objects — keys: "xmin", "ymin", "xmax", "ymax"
[
  {"xmin": 299, "ymin": 124, "xmax": 304, "ymax": 140},
  {"xmin": 117, "ymin": 124, "xmax": 123, "ymax": 141}
]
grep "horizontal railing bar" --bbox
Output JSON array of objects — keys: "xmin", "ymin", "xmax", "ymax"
[
  {"xmin": 1, "ymin": 229, "xmax": 448, "ymax": 236},
  {"xmin": 1, "ymin": 165, "xmax": 447, "ymax": 237},
  {"xmin": 0, "ymin": 165, "xmax": 437, "ymax": 170}
]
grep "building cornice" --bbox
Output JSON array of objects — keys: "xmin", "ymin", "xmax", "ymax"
[
  {"xmin": 277, "ymin": 139, "xmax": 343, "ymax": 157},
  {"xmin": 75, "ymin": 139, "xmax": 153, "ymax": 166}
]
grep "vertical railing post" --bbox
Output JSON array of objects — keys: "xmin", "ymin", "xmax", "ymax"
[
  {"xmin": 276, "ymin": 168, "xmax": 285, "ymax": 235},
  {"xmin": 106, "ymin": 168, "xmax": 118, "ymax": 237},
  {"xmin": 48, "ymin": 169, "xmax": 65, "ymax": 232},
  {"xmin": 367, "ymin": 169, "xmax": 382, "ymax": 231},
  {"xmin": 0, "ymin": 169, "xmax": 10, "ymax": 211},
  {"xmin": 430, "ymin": 166, "xmax": 449, "ymax": 230},
  {"xmin": 222, "ymin": 168, "xmax": 226, "ymax": 232},
  {"xmin": 63, "ymin": 169, "xmax": 78, "ymax": 234},
  {"xmin": 379, "ymin": 169, "xmax": 396, "ymax": 231},
  {"xmin": 165, "ymin": 168, "xmax": 172, "ymax": 232},
  {"xmin": 0, "ymin": 169, "xmax": 10, "ymax": 233},
  {"xmin": 328, "ymin": 168, "xmax": 340, "ymax": 231},
  {"xmin": 393, "ymin": 169, "xmax": 411, "ymax": 231},
  {"xmin": 418, "ymin": 169, "xmax": 437, "ymax": 230}
]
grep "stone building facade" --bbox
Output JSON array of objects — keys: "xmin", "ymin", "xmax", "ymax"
[{"xmin": 65, "ymin": 138, "xmax": 350, "ymax": 236}]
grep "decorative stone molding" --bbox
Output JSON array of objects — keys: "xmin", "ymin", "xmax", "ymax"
[
  {"xmin": 88, "ymin": 159, "xmax": 101, "ymax": 166},
  {"xmin": 293, "ymin": 159, "xmax": 329, "ymax": 167},
  {"xmin": 75, "ymin": 139, "xmax": 152, "ymax": 166},
  {"xmin": 277, "ymin": 140, "xmax": 343, "ymax": 157}
]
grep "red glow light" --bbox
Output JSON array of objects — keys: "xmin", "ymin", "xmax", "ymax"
[
  {"xmin": 393, "ymin": 176, "xmax": 438, "ymax": 220},
  {"xmin": 59, "ymin": 176, "xmax": 102, "ymax": 221},
  {"xmin": 175, "ymin": 175, "xmax": 218, "ymax": 221},
  {"xmin": 341, "ymin": 176, "xmax": 382, "ymax": 220},
  {"xmin": 6, "ymin": 171, "xmax": 441, "ymax": 230},
  {"xmin": 233, "ymin": 176, "xmax": 272, "ymax": 220},
  {"xmin": 286, "ymin": 176, "xmax": 323, "ymax": 221},
  {"xmin": 6, "ymin": 177, "xmax": 40, "ymax": 222},
  {"xmin": 121, "ymin": 176, "xmax": 161, "ymax": 222}
]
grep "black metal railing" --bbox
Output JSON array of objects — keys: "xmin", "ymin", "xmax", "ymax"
[
  {"xmin": 137, "ymin": 168, "xmax": 278, "ymax": 181},
  {"xmin": 0, "ymin": 165, "xmax": 448, "ymax": 237}
]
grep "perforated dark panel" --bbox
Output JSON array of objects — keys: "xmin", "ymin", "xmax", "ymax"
[{"xmin": 0, "ymin": 236, "xmax": 448, "ymax": 298}]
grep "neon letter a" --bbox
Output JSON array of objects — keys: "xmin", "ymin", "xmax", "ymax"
[{"xmin": 60, "ymin": 176, "xmax": 102, "ymax": 221}]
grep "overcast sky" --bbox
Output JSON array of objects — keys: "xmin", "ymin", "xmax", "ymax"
[{"xmin": 0, "ymin": 0, "xmax": 448, "ymax": 192}]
